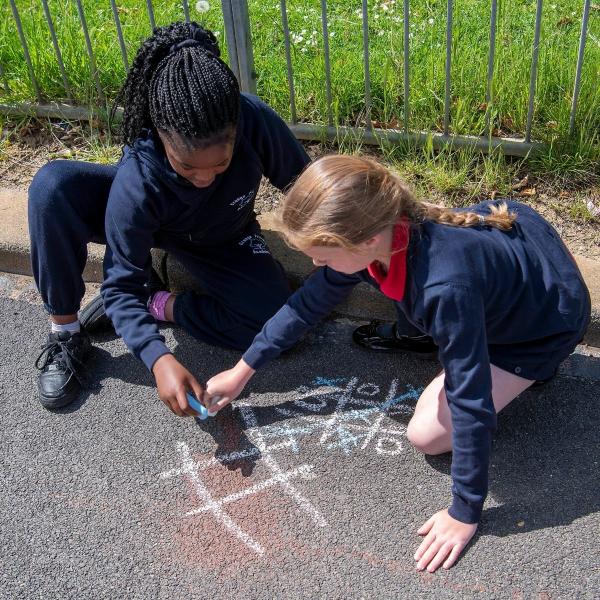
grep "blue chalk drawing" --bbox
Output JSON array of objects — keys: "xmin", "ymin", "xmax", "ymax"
[
  {"xmin": 251, "ymin": 376, "xmax": 424, "ymax": 456},
  {"xmin": 312, "ymin": 376, "xmax": 348, "ymax": 387}
]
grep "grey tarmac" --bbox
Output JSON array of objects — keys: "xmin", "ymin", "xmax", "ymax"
[{"xmin": 1, "ymin": 275, "xmax": 599, "ymax": 599}]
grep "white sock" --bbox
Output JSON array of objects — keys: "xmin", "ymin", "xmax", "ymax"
[{"xmin": 51, "ymin": 320, "xmax": 81, "ymax": 334}]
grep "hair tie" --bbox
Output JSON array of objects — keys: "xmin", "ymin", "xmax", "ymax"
[{"xmin": 169, "ymin": 38, "xmax": 205, "ymax": 54}]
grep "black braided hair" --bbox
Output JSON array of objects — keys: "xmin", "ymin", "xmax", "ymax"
[{"xmin": 114, "ymin": 21, "xmax": 240, "ymax": 150}]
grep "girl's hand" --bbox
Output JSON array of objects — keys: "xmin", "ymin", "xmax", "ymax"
[
  {"xmin": 414, "ymin": 509, "xmax": 477, "ymax": 572},
  {"xmin": 152, "ymin": 353, "xmax": 205, "ymax": 417},
  {"xmin": 205, "ymin": 359, "xmax": 256, "ymax": 412}
]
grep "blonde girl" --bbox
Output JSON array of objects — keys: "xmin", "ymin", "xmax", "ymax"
[{"xmin": 203, "ymin": 154, "xmax": 590, "ymax": 572}]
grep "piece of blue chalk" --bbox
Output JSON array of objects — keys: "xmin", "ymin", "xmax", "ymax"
[
  {"xmin": 186, "ymin": 392, "xmax": 218, "ymax": 419},
  {"xmin": 186, "ymin": 392, "xmax": 221, "ymax": 421}
]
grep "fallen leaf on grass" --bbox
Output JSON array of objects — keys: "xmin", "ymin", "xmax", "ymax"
[
  {"xmin": 501, "ymin": 115, "xmax": 515, "ymax": 132},
  {"xmin": 557, "ymin": 17, "xmax": 575, "ymax": 26},
  {"xmin": 371, "ymin": 118, "xmax": 401, "ymax": 130},
  {"xmin": 511, "ymin": 175, "xmax": 529, "ymax": 191},
  {"xmin": 518, "ymin": 187, "xmax": 537, "ymax": 197}
]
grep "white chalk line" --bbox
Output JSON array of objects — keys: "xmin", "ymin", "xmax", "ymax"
[
  {"xmin": 360, "ymin": 378, "xmax": 398, "ymax": 450},
  {"xmin": 185, "ymin": 464, "xmax": 315, "ymax": 516},
  {"xmin": 239, "ymin": 404, "xmax": 328, "ymax": 528},
  {"xmin": 174, "ymin": 441, "xmax": 265, "ymax": 555},
  {"xmin": 159, "ymin": 440, "xmax": 295, "ymax": 479}
]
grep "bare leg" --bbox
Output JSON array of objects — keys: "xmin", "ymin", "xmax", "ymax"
[
  {"xmin": 50, "ymin": 314, "xmax": 78, "ymax": 325},
  {"xmin": 406, "ymin": 364, "xmax": 535, "ymax": 455}
]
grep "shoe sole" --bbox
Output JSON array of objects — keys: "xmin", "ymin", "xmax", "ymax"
[
  {"xmin": 353, "ymin": 341, "xmax": 439, "ymax": 360},
  {"xmin": 79, "ymin": 294, "xmax": 112, "ymax": 332}
]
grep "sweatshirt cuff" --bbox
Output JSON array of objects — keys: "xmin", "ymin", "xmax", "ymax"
[
  {"xmin": 242, "ymin": 345, "xmax": 267, "ymax": 371},
  {"xmin": 448, "ymin": 493, "xmax": 483, "ymax": 524},
  {"xmin": 139, "ymin": 339, "xmax": 171, "ymax": 372}
]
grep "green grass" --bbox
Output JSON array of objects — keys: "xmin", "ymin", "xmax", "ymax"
[{"xmin": 0, "ymin": 0, "xmax": 599, "ymax": 168}]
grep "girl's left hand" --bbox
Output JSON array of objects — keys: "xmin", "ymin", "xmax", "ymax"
[{"xmin": 414, "ymin": 509, "xmax": 477, "ymax": 572}]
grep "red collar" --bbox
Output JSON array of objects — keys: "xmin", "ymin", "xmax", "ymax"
[{"xmin": 367, "ymin": 221, "xmax": 409, "ymax": 301}]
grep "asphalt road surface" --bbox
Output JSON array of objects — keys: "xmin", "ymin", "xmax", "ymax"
[{"xmin": 1, "ymin": 278, "xmax": 599, "ymax": 599}]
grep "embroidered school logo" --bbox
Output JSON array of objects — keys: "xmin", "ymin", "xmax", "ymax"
[
  {"xmin": 230, "ymin": 189, "xmax": 255, "ymax": 211},
  {"xmin": 239, "ymin": 234, "xmax": 270, "ymax": 255}
]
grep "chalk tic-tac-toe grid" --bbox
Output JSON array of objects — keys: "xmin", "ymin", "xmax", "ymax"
[{"xmin": 159, "ymin": 377, "xmax": 422, "ymax": 554}]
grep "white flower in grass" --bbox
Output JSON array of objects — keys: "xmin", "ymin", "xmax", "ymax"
[
  {"xmin": 330, "ymin": 31, "xmax": 335, "ymax": 37},
  {"xmin": 195, "ymin": 1, "xmax": 209, "ymax": 13},
  {"xmin": 428, "ymin": 18, "xmax": 434, "ymax": 25}
]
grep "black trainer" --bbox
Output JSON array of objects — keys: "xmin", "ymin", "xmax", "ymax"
[
  {"xmin": 79, "ymin": 293, "xmax": 111, "ymax": 332},
  {"xmin": 352, "ymin": 319, "xmax": 438, "ymax": 359},
  {"xmin": 35, "ymin": 330, "xmax": 92, "ymax": 409},
  {"xmin": 79, "ymin": 266, "xmax": 167, "ymax": 333}
]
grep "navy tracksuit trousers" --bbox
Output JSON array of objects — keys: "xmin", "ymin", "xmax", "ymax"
[{"xmin": 28, "ymin": 160, "xmax": 292, "ymax": 351}]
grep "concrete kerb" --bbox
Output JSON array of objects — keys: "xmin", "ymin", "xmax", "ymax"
[{"xmin": 2, "ymin": 187, "xmax": 599, "ymax": 347}]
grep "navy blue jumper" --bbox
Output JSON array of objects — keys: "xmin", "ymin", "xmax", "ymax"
[
  {"xmin": 241, "ymin": 200, "xmax": 591, "ymax": 524},
  {"xmin": 28, "ymin": 94, "xmax": 310, "ymax": 371}
]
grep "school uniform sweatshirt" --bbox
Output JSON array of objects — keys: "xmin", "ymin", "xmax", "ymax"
[
  {"xmin": 101, "ymin": 94, "xmax": 310, "ymax": 372},
  {"xmin": 242, "ymin": 200, "xmax": 590, "ymax": 524}
]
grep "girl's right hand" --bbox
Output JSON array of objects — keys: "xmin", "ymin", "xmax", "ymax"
[
  {"xmin": 152, "ymin": 353, "xmax": 205, "ymax": 417},
  {"xmin": 205, "ymin": 358, "xmax": 256, "ymax": 412}
]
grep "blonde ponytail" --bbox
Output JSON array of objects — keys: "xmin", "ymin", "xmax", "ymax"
[{"xmin": 423, "ymin": 201, "xmax": 516, "ymax": 231}]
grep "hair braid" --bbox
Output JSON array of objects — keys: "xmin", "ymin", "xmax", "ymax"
[
  {"xmin": 114, "ymin": 21, "xmax": 240, "ymax": 149},
  {"xmin": 421, "ymin": 201, "xmax": 515, "ymax": 230}
]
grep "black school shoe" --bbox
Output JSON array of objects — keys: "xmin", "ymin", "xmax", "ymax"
[
  {"xmin": 352, "ymin": 320, "xmax": 438, "ymax": 359},
  {"xmin": 79, "ymin": 266, "xmax": 167, "ymax": 333},
  {"xmin": 79, "ymin": 293, "xmax": 111, "ymax": 332},
  {"xmin": 35, "ymin": 330, "xmax": 92, "ymax": 409}
]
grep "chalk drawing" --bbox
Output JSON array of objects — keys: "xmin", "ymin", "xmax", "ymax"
[
  {"xmin": 159, "ymin": 376, "xmax": 422, "ymax": 554},
  {"xmin": 258, "ymin": 377, "xmax": 422, "ymax": 456}
]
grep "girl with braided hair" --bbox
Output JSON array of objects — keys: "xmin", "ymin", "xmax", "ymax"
[
  {"xmin": 28, "ymin": 22, "xmax": 310, "ymax": 414},
  {"xmin": 204, "ymin": 154, "xmax": 590, "ymax": 573}
]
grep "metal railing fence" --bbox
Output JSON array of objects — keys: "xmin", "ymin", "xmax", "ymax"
[{"xmin": 1, "ymin": 0, "xmax": 595, "ymax": 158}]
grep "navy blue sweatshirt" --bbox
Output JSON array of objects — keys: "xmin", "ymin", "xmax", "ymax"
[
  {"xmin": 101, "ymin": 94, "xmax": 310, "ymax": 371},
  {"xmin": 242, "ymin": 200, "xmax": 590, "ymax": 524}
]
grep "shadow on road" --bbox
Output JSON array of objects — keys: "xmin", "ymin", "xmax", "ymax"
[
  {"xmin": 83, "ymin": 319, "xmax": 600, "ymax": 541},
  {"xmin": 425, "ymin": 356, "xmax": 600, "ymax": 541}
]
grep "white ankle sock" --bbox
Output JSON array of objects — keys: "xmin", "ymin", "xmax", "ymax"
[{"xmin": 51, "ymin": 320, "xmax": 81, "ymax": 334}]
